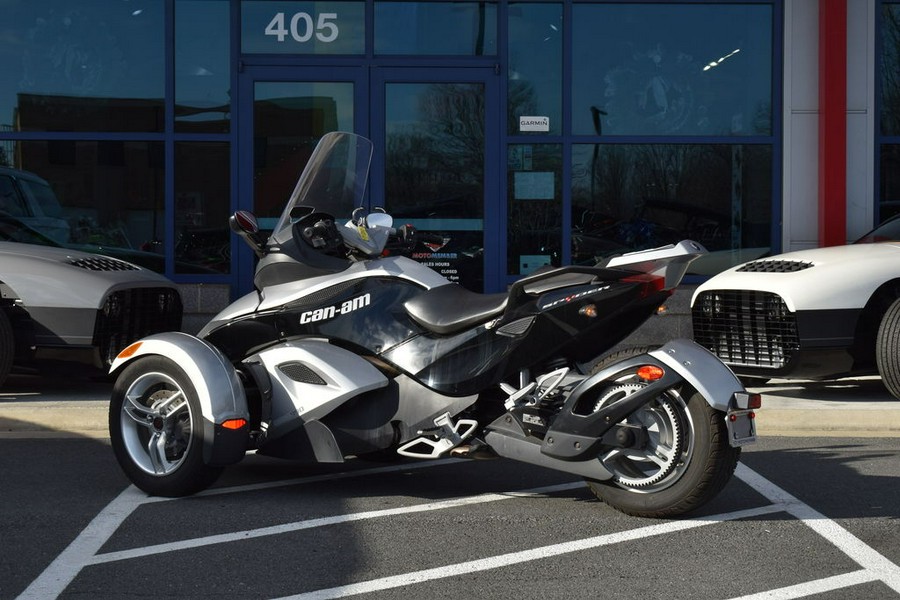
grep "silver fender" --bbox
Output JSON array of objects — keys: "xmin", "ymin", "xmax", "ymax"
[
  {"xmin": 247, "ymin": 339, "xmax": 389, "ymax": 434},
  {"xmin": 649, "ymin": 338, "xmax": 743, "ymax": 412},
  {"xmin": 109, "ymin": 332, "xmax": 249, "ymax": 464}
]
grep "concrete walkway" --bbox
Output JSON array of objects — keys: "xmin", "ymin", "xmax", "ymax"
[{"xmin": 1, "ymin": 372, "xmax": 898, "ymax": 439}]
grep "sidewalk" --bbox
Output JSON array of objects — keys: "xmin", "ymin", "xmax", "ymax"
[{"xmin": 1, "ymin": 372, "xmax": 899, "ymax": 438}]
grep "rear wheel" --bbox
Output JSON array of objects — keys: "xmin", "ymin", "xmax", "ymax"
[
  {"xmin": 0, "ymin": 309, "xmax": 13, "ymax": 388},
  {"xmin": 585, "ymin": 347, "xmax": 741, "ymax": 518},
  {"xmin": 876, "ymin": 297, "xmax": 900, "ymax": 400},
  {"xmin": 109, "ymin": 356, "xmax": 222, "ymax": 496}
]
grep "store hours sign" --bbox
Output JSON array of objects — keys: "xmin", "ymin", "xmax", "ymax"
[{"xmin": 241, "ymin": 1, "xmax": 364, "ymax": 55}]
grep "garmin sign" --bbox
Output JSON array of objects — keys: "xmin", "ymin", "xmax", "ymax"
[{"xmin": 519, "ymin": 116, "xmax": 550, "ymax": 132}]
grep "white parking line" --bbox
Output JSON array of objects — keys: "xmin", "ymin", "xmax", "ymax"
[
  {"xmin": 88, "ymin": 481, "xmax": 586, "ymax": 565},
  {"xmin": 274, "ymin": 504, "xmax": 784, "ymax": 600},
  {"xmin": 733, "ymin": 463, "xmax": 900, "ymax": 596},
  {"xmin": 15, "ymin": 462, "xmax": 900, "ymax": 600},
  {"xmin": 726, "ymin": 570, "xmax": 879, "ymax": 600}
]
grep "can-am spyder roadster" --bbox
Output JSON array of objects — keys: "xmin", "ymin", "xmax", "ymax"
[{"xmin": 108, "ymin": 132, "xmax": 758, "ymax": 517}]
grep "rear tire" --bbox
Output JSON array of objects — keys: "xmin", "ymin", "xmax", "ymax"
[
  {"xmin": 585, "ymin": 347, "xmax": 741, "ymax": 518},
  {"xmin": 0, "ymin": 309, "xmax": 13, "ymax": 389},
  {"xmin": 876, "ymin": 297, "xmax": 900, "ymax": 400},
  {"xmin": 109, "ymin": 356, "xmax": 222, "ymax": 496}
]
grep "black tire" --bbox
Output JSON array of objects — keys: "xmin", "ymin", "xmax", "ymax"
[
  {"xmin": 0, "ymin": 309, "xmax": 12, "ymax": 389},
  {"xmin": 585, "ymin": 346, "xmax": 741, "ymax": 518},
  {"xmin": 876, "ymin": 297, "xmax": 900, "ymax": 400},
  {"xmin": 109, "ymin": 355, "xmax": 223, "ymax": 497}
]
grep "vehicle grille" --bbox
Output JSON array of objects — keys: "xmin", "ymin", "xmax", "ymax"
[
  {"xmin": 94, "ymin": 288, "xmax": 183, "ymax": 365},
  {"xmin": 68, "ymin": 256, "xmax": 139, "ymax": 271},
  {"xmin": 277, "ymin": 361, "xmax": 326, "ymax": 385},
  {"xmin": 692, "ymin": 290, "xmax": 799, "ymax": 369}
]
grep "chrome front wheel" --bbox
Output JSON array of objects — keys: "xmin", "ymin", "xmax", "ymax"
[
  {"xmin": 120, "ymin": 371, "xmax": 194, "ymax": 476},
  {"xmin": 109, "ymin": 356, "xmax": 222, "ymax": 496}
]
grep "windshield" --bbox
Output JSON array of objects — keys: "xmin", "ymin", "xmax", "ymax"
[
  {"xmin": 856, "ymin": 215, "xmax": 900, "ymax": 243},
  {"xmin": 20, "ymin": 178, "xmax": 64, "ymax": 218},
  {"xmin": 0, "ymin": 213, "xmax": 60, "ymax": 246},
  {"xmin": 271, "ymin": 132, "xmax": 373, "ymax": 238}
]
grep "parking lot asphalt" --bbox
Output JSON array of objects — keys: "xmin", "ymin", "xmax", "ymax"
[{"xmin": 1, "ymin": 371, "xmax": 899, "ymax": 438}]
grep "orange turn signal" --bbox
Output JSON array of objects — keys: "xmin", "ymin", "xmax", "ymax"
[
  {"xmin": 116, "ymin": 342, "xmax": 142, "ymax": 360},
  {"xmin": 636, "ymin": 365, "xmax": 665, "ymax": 381},
  {"xmin": 220, "ymin": 418, "xmax": 248, "ymax": 430}
]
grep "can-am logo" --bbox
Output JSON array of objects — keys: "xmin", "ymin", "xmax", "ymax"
[{"xmin": 300, "ymin": 293, "xmax": 371, "ymax": 324}]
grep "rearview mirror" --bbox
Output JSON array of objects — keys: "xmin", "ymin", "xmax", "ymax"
[{"xmin": 367, "ymin": 212, "xmax": 393, "ymax": 229}]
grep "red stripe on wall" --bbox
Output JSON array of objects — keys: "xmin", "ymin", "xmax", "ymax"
[{"xmin": 818, "ymin": 0, "xmax": 847, "ymax": 246}]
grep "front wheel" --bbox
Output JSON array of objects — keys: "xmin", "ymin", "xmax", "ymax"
[
  {"xmin": 109, "ymin": 355, "xmax": 223, "ymax": 497},
  {"xmin": 876, "ymin": 297, "xmax": 900, "ymax": 400},
  {"xmin": 0, "ymin": 309, "xmax": 13, "ymax": 389},
  {"xmin": 585, "ymin": 347, "xmax": 740, "ymax": 518}
]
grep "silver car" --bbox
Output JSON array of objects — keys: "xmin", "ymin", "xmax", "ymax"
[{"xmin": 0, "ymin": 239, "xmax": 182, "ymax": 388}]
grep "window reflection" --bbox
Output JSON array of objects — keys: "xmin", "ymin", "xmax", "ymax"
[
  {"xmin": 175, "ymin": 143, "xmax": 231, "ymax": 274},
  {"xmin": 572, "ymin": 144, "xmax": 772, "ymax": 275},
  {"xmin": 384, "ymin": 82, "xmax": 485, "ymax": 291},
  {"xmin": 882, "ymin": 5, "xmax": 900, "ymax": 136},
  {"xmin": 252, "ymin": 81, "xmax": 355, "ymax": 222},
  {"xmin": 880, "ymin": 145, "xmax": 900, "ymax": 222},
  {"xmin": 507, "ymin": 144, "xmax": 561, "ymax": 275},
  {"xmin": 5, "ymin": 140, "xmax": 167, "ymax": 271},
  {"xmin": 176, "ymin": 0, "xmax": 231, "ymax": 133},
  {"xmin": 508, "ymin": 3, "xmax": 562, "ymax": 135},
  {"xmin": 375, "ymin": 2, "xmax": 497, "ymax": 56},
  {"xmin": 0, "ymin": 1, "xmax": 165, "ymax": 133},
  {"xmin": 572, "ymin": 3, "xmax": 772, "ymax": 136}
]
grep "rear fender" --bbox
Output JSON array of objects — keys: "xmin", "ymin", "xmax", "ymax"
[
  {"xmin": 110, "ymin": 332, "xmax": 249, "ymax": 465},
  {"xmin": 648, "ymin": 338, "xmax": 744, "ymax": 412},
  {"xmin": 541, "ymin": 338, "xmax": 746, "ymax": 461}
]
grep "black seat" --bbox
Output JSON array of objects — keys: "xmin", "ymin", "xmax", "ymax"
[{"xmin": 404, "ymin": 284, "xmax": 508, "ymax": 335}]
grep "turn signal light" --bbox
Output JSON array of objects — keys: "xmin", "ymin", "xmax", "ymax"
[
  {"xmin": 579, "ymin": 304, "xmax": 598, "ymax": 318},
  {"xmin": 220, "ymin": 418, "xmax": 248, "ymax": 430},
  {"xmin": 636, "ymin": 365, "xmax": 665, "ymax": 381},
  {"xmin": 116, "ymin": 342, "xmax": 142, "ymax": 360}
]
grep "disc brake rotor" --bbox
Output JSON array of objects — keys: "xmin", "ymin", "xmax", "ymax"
[
  {"xmin": 148, "ymin": 389, "xmax": 191, "ymax": 461},
  {"xmin": 594, "ymin": 383, "xmax": 685, "ymax": 488}
]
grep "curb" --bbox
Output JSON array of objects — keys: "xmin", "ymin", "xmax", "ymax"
[
  {"xmin": 1, "ymin": 376, "xmax": 899, "ymax": 439},
  {"xmin": 1, "ymin": 399, "xmax": 899, "ymax": 439},
  {"xmin": 0, "ymin": 401, "xmax": 109, "ymax": 438}
]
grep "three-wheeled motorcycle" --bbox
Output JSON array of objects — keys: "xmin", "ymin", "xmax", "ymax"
[{"xmin": 108, "ymin": 131, "xmax": 758, "ymax": 517}]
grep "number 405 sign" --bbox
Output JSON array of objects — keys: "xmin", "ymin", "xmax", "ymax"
[
  {"xmin": 265, "ymin": 12, "xmax": 338, "ymax": 43},
  {"xmin": 241, "ymin": 2, "xmax": 364, "ymax": 54}
]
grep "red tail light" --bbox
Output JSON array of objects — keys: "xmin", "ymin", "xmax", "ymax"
[{"xmin": 621, "ymin": 273, "xmax": 667, "ymax": 298}]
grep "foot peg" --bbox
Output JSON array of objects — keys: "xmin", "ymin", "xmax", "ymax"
[{"xmin": 397, "ymin": 412, "xmax": 478, "ymax": 459}]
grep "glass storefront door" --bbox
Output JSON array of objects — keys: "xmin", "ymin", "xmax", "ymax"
[
  {"xmin": 236, "ymin": 66, "xmax": 366, "ymax": 289},
  {"xmin": 237, "ymin": 66, "xmax": 498, "ymax": 293},
  {"xmin": 371, "ymin": 68, "xmax": 500, "ymax": 292}
]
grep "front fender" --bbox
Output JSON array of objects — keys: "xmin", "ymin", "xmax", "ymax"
[{"xmin": 111, "ymin": 332, "xmax": 249, "ymax": 465}]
